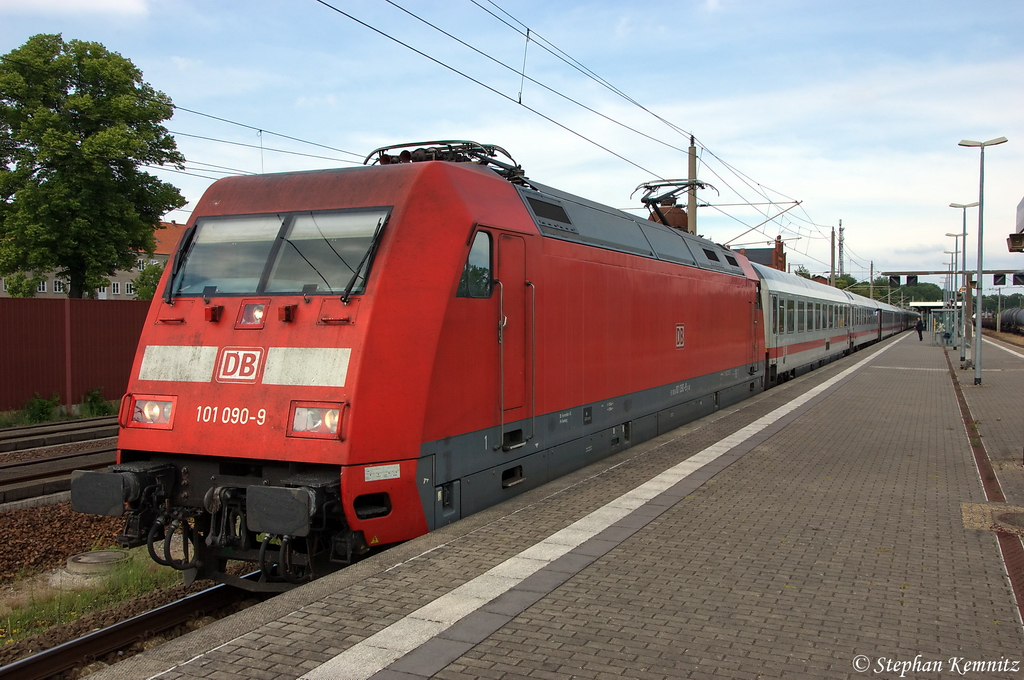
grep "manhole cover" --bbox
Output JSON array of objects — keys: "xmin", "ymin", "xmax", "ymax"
[
  {"xmin": 66, "ymin": 550, "xmax": 130, "ymax": 575},
  {"xmin": 996, "ymin": 513, "xmax": 1024, "ymax": 529}
]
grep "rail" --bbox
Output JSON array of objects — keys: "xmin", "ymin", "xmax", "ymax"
[
  {"xmin": 0, "ymin": 417, "xmax": 118, "ymax": 453},
  {"xmin": 0, "ymin": 576, "xmax": 262, "ymax": 680},
  {"xmin": 0, "ymin": 448, "xmax": 116, "ymax": 489}
]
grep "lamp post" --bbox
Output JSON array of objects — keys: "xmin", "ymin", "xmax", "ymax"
[
  {"xmin": 943, "ymin": 251, "xmax": 958, "ymax": 303},
  {"xmin": 944, "ymin": 236, "xmax": 960, "ymax": 304},
  {"xmin": 958, "ymin": 136, "xmax": 1007, "ymax": 385},
  {"xmin": 946, "ymin": 202, "xmax": 975, "ymax": 364}
]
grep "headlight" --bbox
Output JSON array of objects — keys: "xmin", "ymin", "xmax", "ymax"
[
  {"xmin": 323, "ymin": 408, "xmax": 339, "ymax": 432},
  {"xmin": 289, "ymin": 403, "xmax": 343, "ymax": 439},
  {"xmin": 240, "ymin": 303, "xmax": 266, "ymax": 325},
  {"xmin": 235, "ymin": 300, "xmax": 270, "ymax": 329},
  {"xmin": 128, "ymin": 396, "xmax": 176, "ymax": 429}
]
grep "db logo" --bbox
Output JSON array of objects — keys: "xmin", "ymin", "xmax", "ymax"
[{"xmin": 216, "ymin": 347, "xmax": 264, "ymax": 383}]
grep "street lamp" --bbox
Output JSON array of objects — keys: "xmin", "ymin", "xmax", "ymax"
[
  {"xmin": 943, "ymin": 251, "xmax": 958, "ymax": 306},
  {"xmin": 944, "ymin": 236, "xmax": 961, "ymax": 303},
  {"xmin": 946, "ymin": 208, "xmax": 974, "ymax": 364},
  {"xmin": 958, "ymin": 136, "xmax": 1007, "ymax": 385}
]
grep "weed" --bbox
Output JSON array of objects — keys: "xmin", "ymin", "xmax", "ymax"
[
  {"xmin": 0, "ymin": 549, "xmax": 180, "ymax": 644},
  {"xmin": 0, "ymin": 388, "xmax": 117, "ymax": 428},
  {"xmin": 0, "ymin": 411, "xmax": 25, "ymax": 428},
  {"xmin": 24, "ymin": 393, "xmax": 61, "ymax": 424},
  {"xmin": 81, "ymin": 389, "xmax": 116, "ymax": 417}
]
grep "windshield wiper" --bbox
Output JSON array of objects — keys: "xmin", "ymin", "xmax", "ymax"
[
  {"xmin": 341, "ymin": 216, "xmax": 387, "ymax": 304},
  {"xmin": 280, "ymin": 237, "xmax": 334, "ymax": 293},
  {"xmin": 164, "ymin": 225, "xmax": 197, "ymax": 304},
  {"xmin": 308, "ymin": 213, "xmax": 357, "ymax": 276}
]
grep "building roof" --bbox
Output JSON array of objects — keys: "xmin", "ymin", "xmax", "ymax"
[{"xmin": 154, "ymin": 222, "xmax": 188, "ymax": 257}]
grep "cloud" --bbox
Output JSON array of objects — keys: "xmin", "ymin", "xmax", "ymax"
[{"xmin": 0, "ymin": 0, "xmax": 148, "ymax": 15}]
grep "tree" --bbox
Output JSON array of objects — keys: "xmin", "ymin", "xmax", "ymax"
[
  {"xmin": 132, "ymin": 261, "xmax": 164, "ymax": 301},
  {"xmin": 983, "ymin": 292, "xmax": 1022, "ymax": 314},
  {"xmin": 903, "ymin": 282, "xmax": 942, "ymax": 302},
  {"xmin": 794, "ymin": 265, "xmax": 811, "ymax": 279},
  {"xmin": 834, "ymin": 273, "xmax": 857, "ymax": 289},
  {"xmin": 0, "ymin": 34, "xmax": 185, "ymax": 298}
]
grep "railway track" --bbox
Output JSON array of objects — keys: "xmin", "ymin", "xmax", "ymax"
[
  {"xmin": 0, "ymin": 418, "xmax": 119, "ymax": 505},
  {"xmin": 0, "ymin": 416, "xmax": 118, "ymax": 454},
  {"xmin": 0, "ymin": 447, "xmax": 116, "ymax": 489},
  {"xmin": 0, "ymin": 576, "xmax": 263, "ymax": 680}
]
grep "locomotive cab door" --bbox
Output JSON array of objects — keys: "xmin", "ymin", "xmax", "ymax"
[
  {"xmin": 495, "ymin": 233, "xmax": 533, "ymax": 450},
  {"xmin": 750, "ymin": 284, "xmax": 761, "ymax": 375}
]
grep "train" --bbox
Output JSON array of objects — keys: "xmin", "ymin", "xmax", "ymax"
[
  {"xmin": 71, "ymin": 141, "xmax": 917, "ymax": 592},
  {"xmin": 986, "ymin": 307, "xmax": 1024, "ymax": 334}
]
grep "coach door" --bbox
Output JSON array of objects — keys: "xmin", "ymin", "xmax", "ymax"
[
  {"xmin": 769, "ymin": 294, "xmax": 779, "ymax": 382},
  {"xmin": 495, "ymin": 233, "xmax": 533, "ymax": 450}
]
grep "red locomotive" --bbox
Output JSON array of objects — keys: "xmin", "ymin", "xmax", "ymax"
[{"xmin": 72, "ymin": 141, "xmax": 913, "ymax": 591}]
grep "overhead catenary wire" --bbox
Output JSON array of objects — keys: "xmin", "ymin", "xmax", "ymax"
[
  {"xmin": 0, "ymin": 53, "xmax": 359, "ymax": 178},
  {"xmin": 464, "ymin": 1, "xmax": 823, "ymax": 245},
  {"xmin": 311, "ymin": 0, "xmax": 663, "ymax": 178},
  {"xmin": 351, "ymin": 1, "xmax": 823, "ymax": 256},
  {"xmin": 470, "ymin": 3, "xmax": 790, "ymax": 202},
  {"xmin": 0, "ymin": 13, "xmax": 795, "ymax": 239},
  {"xmin": 171, "ymin": 105, "xmax": 363, "ymax": 159},
  {"xmin": 473, "ymin": 1, "xmax": 881, "ymax": 268},
  {"xmin": 2, "ymin": 13, "xmax": 853, "ymax": 270},
  {"xmin": 168, "ymin": 131, "xmax": 360, "ymax": 164},
  {"xmin": 379, "ymin": 0, "xmax": 694, "ymax": 159}
]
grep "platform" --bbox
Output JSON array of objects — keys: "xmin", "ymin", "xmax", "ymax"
[{"xmin": 89, "ymin": 332, "xmax": 1024, "ymax": 680}]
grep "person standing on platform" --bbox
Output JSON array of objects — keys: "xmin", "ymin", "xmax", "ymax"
[{"xmin": 916, "ymin": 318, "xmax": 925, "ymax": 341}]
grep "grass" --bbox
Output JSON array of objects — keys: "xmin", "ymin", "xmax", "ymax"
[
  {"xmin": 0, "ymin": 389, "xmax": 118, "ymax": 428},
  {"xmin": 0, "ymin": 548, "xmax": 182, "ymax": 645}
]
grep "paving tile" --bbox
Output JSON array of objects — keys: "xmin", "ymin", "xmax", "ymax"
[{"xmin": 86, "ymin": 336, "xmax": 1024, "ymax": 680}]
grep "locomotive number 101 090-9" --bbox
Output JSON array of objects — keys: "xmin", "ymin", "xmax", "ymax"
[{"xmin": 196, "ymin": 405, "xmax": 268, "ymax": 426}]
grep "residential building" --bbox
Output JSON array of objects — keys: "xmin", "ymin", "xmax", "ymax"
[{"xmin": 0, "ymin": 221, "xmax": 187, "ymax": 299}]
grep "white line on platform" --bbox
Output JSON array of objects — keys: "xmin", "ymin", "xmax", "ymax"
[
  {"xmin": 299, "ymin": 338, "xmax": 902, "ymax": 680},
  {"xmin": 985, "ymin": 337, "xmax": 1024, "ymax": 360}
]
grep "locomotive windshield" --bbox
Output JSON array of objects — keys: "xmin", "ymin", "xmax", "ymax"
[{"xmin": 169, "ymin": 208, "xmax": 390, "ymax": 297}]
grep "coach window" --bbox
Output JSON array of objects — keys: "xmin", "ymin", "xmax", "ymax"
[
  {"xmin": 457, "ymin": 231, "xmax": 492, "ymax": 298},
  {"xmin": 797, "ymin": 301, "xmax": 805, "ymax": 332},
  {"xmin": 786, "ymin": 299, "xmax": 795, "ymax": 333}
]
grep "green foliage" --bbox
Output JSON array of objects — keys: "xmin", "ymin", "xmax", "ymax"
[
  {"xmin": 0, "ymin": 411, "xmax": 24, "ymax": 428},
  {"xmin": 840, "ymin": 277, "xmax": 943, "ymax": 303},
  {"xmin": 0, "ymin": 34, "xmax": 186, "ymax": 298},
  {"xmin": 456, "ymin": 263, "xmax": 491, "ymax": 298},
  {"xmin": 793, "ymin": 265, "xmax": 811, "ymax": 279},
  {"xmin": 0, "ymin": 271, "xmax": 41, "ymax": 297},
  {"xmin": 0, "ymin": 388, "xmax": 115, "ymax": 426},
  {"xmin": 0, "ymin": 549, "xmax": 180, "ymax": 644},
  {"xmin": 132, "ymin": 260, "xmax": 164, "ymax": 301},
  {"xmin": 81, "ymin": 388, "xmax": 115, "ymax": 417},
  {"xmin": 902, "ymin": 283, "xmax": 943, "ymax": 302},
  {"xmin": 834, "ymin": 273, "xmax": 857, "ymax": 289},
  {"xmin": 23, "ymin": 392, "xmax": 61, "ymax": 423},
  {"xmin": 984, "ymin": 293, "xmax": 1023, "ymax": 314}
]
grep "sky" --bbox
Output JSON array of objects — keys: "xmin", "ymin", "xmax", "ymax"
[{"xmin": 2, "ymin": 0, "xmax": 1023, "ymax": 293}]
